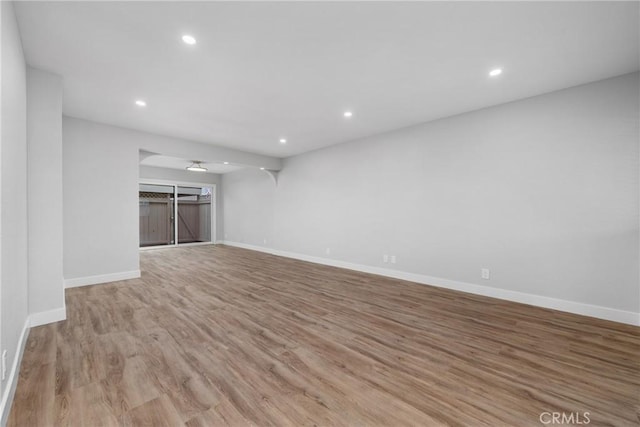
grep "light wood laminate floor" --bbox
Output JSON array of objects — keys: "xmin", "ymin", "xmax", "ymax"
[{"xmin": 8, "ymin": 245, "xmax": 640, "ymax": 426}]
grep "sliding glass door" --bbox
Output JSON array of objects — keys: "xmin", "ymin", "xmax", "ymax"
[
  {"xmin": 176, "ymin": 186, "xmax": 211, "ymax": 244},
  {"xmin": 139, "ymin": 183, "xmax": 213, "ymax": 248},
  {"xmin": 139, "ymin": 184, "xmax": 175, "ymax": 247}
]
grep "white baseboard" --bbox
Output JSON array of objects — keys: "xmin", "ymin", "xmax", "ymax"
[
  {"xmin": 64, "ymin": 270, "xmax": 141, "ymax": 288},
  {"xmin": 221, "ymin": 241, "xmax": 271, "ymax": 252},
  {"xmin": 30, "ymin": 306, "xmax": 67, "ymax": 327},
  {"xmin": 220, "ymin": 241, "xmax": 640, "ymax": 326},
  {"xmin": 0, "ymin": 317, "xmax": 30, "ymax": 426}
]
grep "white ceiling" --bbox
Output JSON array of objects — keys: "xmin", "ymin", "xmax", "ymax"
[
  {"xmin": 141, "ymin": 154, "xmax": 243, "ymax": 174},
  {"xmin": 15, "ymin": 2, "xmax": 639, "ymax": 158}
]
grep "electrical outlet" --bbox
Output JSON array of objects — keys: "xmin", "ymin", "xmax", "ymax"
[
  {"xmin": 383, "ymin": 254, "xmax": 389, "ymax": 263},
  {"xmin": 325, "ymin": 248, "xmax": 331, "ymax": 255},
  {"xmin": 2, "ymin": 349, "xmax": 7, "ymax": 381},
  {"xmin": 263, "ymin": 238, "xmax": 267, "ymax": 245},
  {"xmin": 390, "ymin": 255, "xmax": 397, "ymax": 264},
  {"xmin": 481, "ymin": 268, "xmax": 490, "ymax": 280}
]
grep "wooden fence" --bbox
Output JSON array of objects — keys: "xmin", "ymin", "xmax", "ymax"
[{"xmin": 139, "ymin": 193, "xmax": 211, "ymax": 246}]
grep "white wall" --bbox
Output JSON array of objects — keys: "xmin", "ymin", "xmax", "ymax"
[
  {"xmin": 0, "ymin": 0, "xmax": 29, "ymax": 416},
  {"xmin": 26, "ymin": 67, "xmax": 65, "ymax": 323},
  {"xmin": 63, "ymin": 117, "xmax": 140, "ymax": 283},
  {"xmin": 223, "ymin": 73, "xmax": 640, "ymax": 323},
  {"xmin": 223, "ymin": 168, "xmax": 275, "ymax": 247},
  {"xmin": 139, "ymin": 165, "xmax": 223, "ymax": 240}
]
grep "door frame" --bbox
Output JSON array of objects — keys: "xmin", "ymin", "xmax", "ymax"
[{"xmin": 138, "ymin": 179, "xmax": 217, "ymax": 250}]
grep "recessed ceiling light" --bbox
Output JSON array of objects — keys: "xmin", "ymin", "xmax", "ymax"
[
  {"xmin": 279, "ymin": 138, "xmax": 287, "ymax": 144},
  {"xmin": 182, "ymin": 35, "xmax": 197, "ymax": 45},
  {"xmin": 223, "ymin": 161, "xmax": 229, "ymax": 165},
  {"xmin": 260, "ymin": 167, "xmax": 265, "ymax": 170},
  {"xmin": 489, "ymin": 68, "xmax": 503, "ymax": 77},
  {"xmin": 186, "ymin": 161, "xmax": 207, "ymax": 172},
  {"xmin": 135, "ymin": 100, "xmax": 146, "ymax": 107},
  {"xmin": 343, "ymin": 111, "xmax": 353, "ymax": 118}
]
